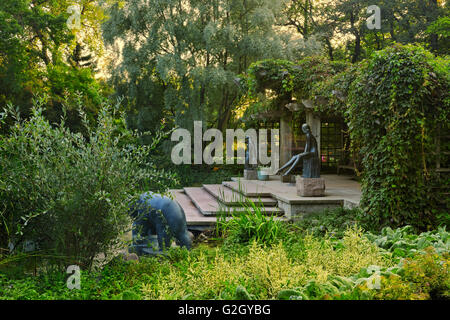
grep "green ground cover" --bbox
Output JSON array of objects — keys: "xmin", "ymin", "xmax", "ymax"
[{"xmin": 1, "ymin": 207, "xmax": 448, "ymax": 300}]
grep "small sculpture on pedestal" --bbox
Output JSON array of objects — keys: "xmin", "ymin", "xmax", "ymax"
[{"xmin": 244, "ymin": 136, "xmax": 258, "ymax": 180}]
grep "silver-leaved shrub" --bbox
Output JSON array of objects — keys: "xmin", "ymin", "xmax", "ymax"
[{"xmin": 0, "ymin": 97, "xmax": 177, "ymax": 269}]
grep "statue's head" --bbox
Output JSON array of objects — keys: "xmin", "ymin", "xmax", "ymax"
[{"xmin": 302, "ymin": 123, "xmax": 311, "ymax": 134}]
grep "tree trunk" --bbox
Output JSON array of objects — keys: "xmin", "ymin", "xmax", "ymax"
[
  {"xmin": 428, "ymin": 0, "xmax": 439, "ymax": 53},
  {"xmin": 350, "ymin": 12, "xmax": 361, "ymax": 63},
  {"xmin": 325, "ymin": 38, "xmax": 334, "ymax": 61},
  {"xmin": 352, "ymin": 33, "xmax": 361, "ymax": 63}
]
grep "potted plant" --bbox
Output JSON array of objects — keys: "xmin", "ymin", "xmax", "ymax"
[{"xmin": 257, "ymin": 166, "xmax": 271, "ymax": 181}]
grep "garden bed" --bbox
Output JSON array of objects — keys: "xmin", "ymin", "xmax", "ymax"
[{"xmin": 1, "ymin": 208, "xmax": 448, "ymax": 300}]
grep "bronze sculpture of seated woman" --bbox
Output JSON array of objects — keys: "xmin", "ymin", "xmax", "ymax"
[{"xmin": 276, "ymin": 123, "xmax": 320, "ymax": 178}]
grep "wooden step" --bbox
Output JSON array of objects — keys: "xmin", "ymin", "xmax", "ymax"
[
  {"xmin": 203, "ymin": 184, "xmax": 277, "ymax": 207},
  {"xmin": 183, "ymin": 187, "xmax": 284, "ymax": 216}
]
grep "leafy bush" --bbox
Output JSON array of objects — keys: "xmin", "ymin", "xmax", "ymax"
[
  {"xmin": 399, "ymin": 249, "xmax": 449, "ymax": 299},
  {"xmin": 0, "ymin": 258, "xmax": 145, "ymax": 300},
  {"xmin": 353, "ymin": 249, "xmax": 449, "ymax": 300},
  {"xmin": 298, "ymin": 227, "xmax": 389, "ymax": 277},
  {"xmin": 278, "ymin": 248, "xmax": 449, "ymax": 300},
  {"xmin": 141, "ymin": 227, "xmax": 387, "ymax": 300},
  {"xmin": 365, "ymin": 225, "xmax": 449, "ymax": 261},
  {"xmin": 346, "ymin": 44, "xmax": 449, "ymax": 230},
  {"xmin": 0, "ymin": 97, "xmax": 176, "ymax": 269},
  {"xmin": 292, "ymin": 207, "xmax": 364, "ymax": 238},
  {"xmin": 361, "ymin": 227, "xmax": 449, "ymax": 300}
]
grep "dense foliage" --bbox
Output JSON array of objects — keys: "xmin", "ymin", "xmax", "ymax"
[
  {"xmin": 241, "ymin": 56, "xmax": 348, "ymax": 120},
  {"xmin": 0, "ymin": 0, "xmax": 110, "ymax": 133},
  {"xmin": 0, "ymin": 0, "xmax": 449, "ymax": 302},
  {"xmin": 218, "ymin": 200, "xmax": 288, "ymax": 247},
  {"xmin": 1, "ymin": 206, "xmax": 448, "ymax": 300},
  {"xmin": 0, "ymin": 98, "xmax": 176, "ymax": 269},
  {"xmin": 102, "ymin": 0, "xmax": 322, "ymax": 137},
  {"xmin": 241, "ymin": 44, "xmax": 449, "ymax": 231},
  {"xmin": 346, "ymin": 44, "xmax": 449, "ymax": 230},
  {"xmin": 282, "ymin": 0, "xmax": 449, "ymax": 61}
]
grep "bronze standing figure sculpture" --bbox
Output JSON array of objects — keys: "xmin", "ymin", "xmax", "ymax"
[
  {"xmin": 276, "ymin": 123, "xmax": 320, "ymax": 178},
  {"xmin": 244, "ymin": 136, "xmax": 257, "ymax": 170}
]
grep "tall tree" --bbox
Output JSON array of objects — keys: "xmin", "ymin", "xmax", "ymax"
[
  {"xmin": 280, "ymin": 0, "xmax": 338, "ymax": 60},
  {"xmin": 0, "ymin": 0, "xmax": 71, "ymax": 107},
  {"xmin": 0, "ymin": 0, "xmax": 109, "ymax": 132},
  {"xmin": 102, "ymin": 0, "xmax": 309, "ymax": 133},
  {"xmin": 329, "ymin": 0, "xmax": 370, "ymax": 63},
  {"xmin": 394, "ymin": 0, "xmax": 447, "ymax": 53},
  {"xmin": 282, "ymin": 0, "xmax": 314, "ymax": 39},
  {"xmin": 282, "ymin": 0, "xmax": 449, "ymax": 63},
  {"xmin": 326, "ymin": 0, "xmax": 449, "ymax": 61}
]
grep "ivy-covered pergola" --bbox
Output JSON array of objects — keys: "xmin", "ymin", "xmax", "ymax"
[
  {"xmin": 238, "ymin": 45, "xmax": 449, "ymax": 229},
  {"xmin": 238, "ymin": 57, "xmax": 350, "ymax": 173}
]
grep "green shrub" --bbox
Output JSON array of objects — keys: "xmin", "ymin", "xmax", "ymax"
[
  {"xmin": 371, "ymin": 274, "xmax": 426, "ymax": 300},
  {"xmin": 365, "ymin": 225, "xmax": 449, "ymax": 261},
  {"xmin": 347, "ymin": 44, "xmax": 449, "ymax": 230},
  {"xmin": 0, "ymin": 97, "xmax": 176, "ymax": 269},
  {"xmin": 219, "ymin": 199, "xmax": 287, "ymax": 247},
  {"xmin": 140, "ymin": 227, "xmax": 387, "ymax": 300},
  {"xmin": 353, "ymin": 249, "xmax": 450, "ymax": 300},
  {"xmin": 292, "ymin": 207, "xmax": 364, "ymax": 238},
  {"xmin": 298, "ymin": 226, "xmax": 390, "ymax": 277},
  {"xmin": 1, "ymin": 223, "xmax": 446, "ymax": 300},
  {"xmin": 400, "ymin": 248, "xmax": 449, "ymax": 299},
  {"xmin": 280, "ymin": 246, "xmax": 449, "ymax": 300},
  {"xmin": 0, "ymin": 258, "xmax": 144, "ymax": 300}
]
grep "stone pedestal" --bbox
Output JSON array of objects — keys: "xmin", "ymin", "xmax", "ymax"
[
  {"xmin": 244, "ymin": 169, "xmax": 258, "ymax": 180},
  {"xmin": 281, "ymin": 175, "xmax": 294, "ymax": 183},
  {"xmin": 296, "ymin": 176, "xmax": 326, "ymax": 197}
]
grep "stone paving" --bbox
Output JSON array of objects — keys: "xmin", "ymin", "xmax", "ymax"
[
  {"xmin": 229, "ymin": 174, "xmax": 361, "ymax": 205},
  {"xmin": 170, "ymin": 174, "xmax": 361, "ymax": 231}
]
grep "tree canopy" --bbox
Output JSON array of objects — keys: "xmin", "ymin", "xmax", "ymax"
[
  {"xmin": 102, "ymin": 0, "xmax": 323, "ymax": 134},
  {"xmin": 0, "ymin": 0, "xmax": 110, "ymax": 133}
]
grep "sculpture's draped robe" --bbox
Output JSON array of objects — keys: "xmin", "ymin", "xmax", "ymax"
[{"xmin": 302, "ymin": 133, "xmax": 320, "ymax": 178}]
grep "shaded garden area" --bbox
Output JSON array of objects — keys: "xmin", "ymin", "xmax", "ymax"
[{"xmin": 1, "ymin": 207, "xmax": 449, "ymax": 300}]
